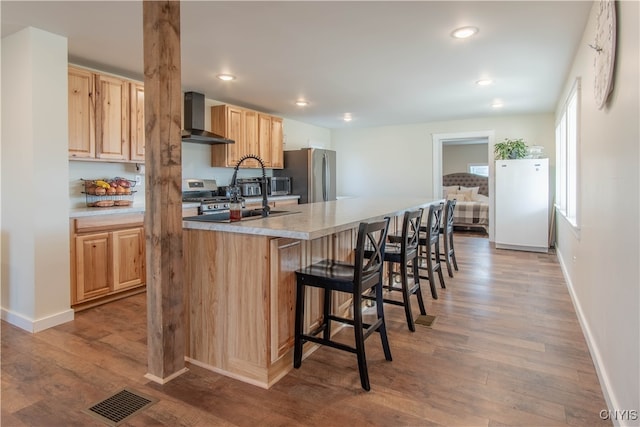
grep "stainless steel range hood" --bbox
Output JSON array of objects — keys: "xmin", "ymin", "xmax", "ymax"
[{"xmin": 182, "ymin": 91, "xmax": 234, "ymax": 144}]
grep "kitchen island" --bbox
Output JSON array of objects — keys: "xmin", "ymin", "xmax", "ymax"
[{"xmin": 182, "ymin": 196, "xmax": 438, "ymax": 388}]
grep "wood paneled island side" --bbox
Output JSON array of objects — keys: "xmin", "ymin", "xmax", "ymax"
[{"xmin": 182, "ymin": 197, "xmax": 438, "ymax": 388}]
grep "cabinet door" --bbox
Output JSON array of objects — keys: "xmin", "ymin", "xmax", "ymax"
[
  {"xmin": 68, "ymin": 67, "xmax": 96, "ymax": 158},
  {"xmin": 75, "ymin": 232, "xmax": 111, "ymax": 302},
  {"xmin": 226, "ymin": 106, "xmax": 244, "ymax": 166},
  {"xmin": 111, "ymin": 227, "xmax": 145, "ymax": 291},
  {"xmin": 210, "ymin": 105, "xmax": 245, "ymax": 167},
  {"xmin": 96, "ymin": 74, "xmax": 129, "ymax": 160},
  {"xmin": 258, "ymin": 114, "xmax": 273, "ymax": 167},
  {"xmin": 129, "ymin": 83, "xmax": 145, "ymax": 162},
  {"xmin": 270, "ymin": 117, "xmax": 284, "ymax": 169},
  {"xmin": 270, "ymin": 238, "xmax": 302, "ymax": 363},
  {"xmin": 258, "ymin": 115, "xmax": 284, "ymax": 169},
  {"xmin": 243, "ymin": 110, "xmax": 260, "ymax": 167}
]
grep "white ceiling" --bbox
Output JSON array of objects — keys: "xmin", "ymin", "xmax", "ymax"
[{"xmin": 1, "ymin": 1, "xmax": 592, "ymax": 130}]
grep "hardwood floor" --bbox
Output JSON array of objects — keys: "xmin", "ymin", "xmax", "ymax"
[{"xmin": 1, "ymin": 234, "xmax": 610, "ymax": 426}]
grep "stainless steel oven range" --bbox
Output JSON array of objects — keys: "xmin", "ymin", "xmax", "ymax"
[{"xmin": 182, "ymin": 178, "xmax": 244, "ymax": 215}]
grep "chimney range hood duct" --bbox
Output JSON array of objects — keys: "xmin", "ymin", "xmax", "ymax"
[{"xmin": 182, "ymin": 91, "xmax": 234, "ymax": 144}]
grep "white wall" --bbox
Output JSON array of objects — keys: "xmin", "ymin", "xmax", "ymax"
[
  {"xmin": 282, "ymin": 118, "xmax": 332, "ymax": 151},
  {"xmin": 1, "ymin": 28, "xmax": 73, "ymax": 332},
  {"xmin": 554, "ymin": 1, "xmax": 639, "ymax": 423},
  {"xmin": 331, "ymin": 113, "xmax": 554, "ymax": 199},
  {"xmin": 443, "ymin": 143, "xmax": 488, "ymax": 175}
]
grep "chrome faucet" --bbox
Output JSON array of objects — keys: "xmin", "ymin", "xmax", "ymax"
[{"xmin": 230, "ymin": 154, "xmax": 271, "ymax": 217}]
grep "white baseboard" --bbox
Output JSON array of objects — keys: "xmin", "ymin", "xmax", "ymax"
[
  {"xmin": 556, "ymin": 250, "xmax": 624, "ymax": 426},
  {"xmin": 1, "ymin": 307, "xmax": 74, "ymax": 333}
]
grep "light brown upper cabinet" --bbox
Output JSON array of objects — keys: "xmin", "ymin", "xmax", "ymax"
[
  {"xmin": 68, "ymin": 67, "xmax": 96, "ymax": 158},
  {"xmin": 68, "ymin": 65, "xmax": 144, "ymax": 163},
  {"xmin": 95, "ymin": 74, "xmax": 129, "ymax": 160},
  {"xmin": 211, "ymin": 105, "xmax": 243, "ymax": 167},
  {"xmin": 129, "ymin": 82, "xmax": 145, "ymax": 162},
  {"xmin": 259, "ymin": 115, "xmax": 283, "ymax": 169},
  {"xmin": 211, "ymin": 104, "xmax": 283, "ymax": 169}
]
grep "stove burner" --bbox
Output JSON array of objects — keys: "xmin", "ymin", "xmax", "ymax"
[
  {"xmin": 182, "ymin": 193, "xmax": 244, "ymax": 214},
  {"xmin": 182, "ymin": 179, "xmax": 239, "ymax": 214},
  {"xmin": 182, "ymin": 196, "xmax": 230, "ymax": 204}
]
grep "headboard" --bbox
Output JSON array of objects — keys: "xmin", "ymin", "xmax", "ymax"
[{"xmin": 443, "ymin": 173, "xmax": 489, "ymax": 196}]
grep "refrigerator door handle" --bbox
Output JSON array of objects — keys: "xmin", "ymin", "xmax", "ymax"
[{"xmin": 322, "ymin": 153, "xmax": 328, "ymax": 201}]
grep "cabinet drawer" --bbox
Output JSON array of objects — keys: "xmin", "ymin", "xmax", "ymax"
[{"xmin": 74, "ymin": 213, "xmax": 144, "ymax": 233}]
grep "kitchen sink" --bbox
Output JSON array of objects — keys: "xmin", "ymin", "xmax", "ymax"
[{"xmin": 184, "ymin": 209, "xmax": 299, "ymax": 223}]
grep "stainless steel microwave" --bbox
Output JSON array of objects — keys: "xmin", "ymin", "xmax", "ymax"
[{"xmin": 268, "ymin": 177, "xmax": 291, "ymax": 196}]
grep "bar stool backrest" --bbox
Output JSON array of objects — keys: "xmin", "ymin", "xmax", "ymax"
[
  {"xmin": 427, "ymin": 203, "xmax": 444, "ymax": 244},
  {"xmin": 445, "ymin": 199, "xmax": 456, "ymax": 230},
  {"xmin": 354, "ymin": 217, "xmax": 390, "ymax": 292},
  {"xmin": 402, "ymin": 209, "xmax": 424, "ymax": 257}
]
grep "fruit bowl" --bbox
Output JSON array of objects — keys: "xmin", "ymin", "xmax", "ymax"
[{"xmin": 82, "ymin": 177, "xmax": 137, "ymax": 207}]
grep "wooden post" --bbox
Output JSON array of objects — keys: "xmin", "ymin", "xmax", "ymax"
[{"xmin": 142, "ymin": 0, "xmax": 187, "ymax": 383}]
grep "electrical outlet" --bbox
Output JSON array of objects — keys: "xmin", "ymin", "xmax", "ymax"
[{"xmin": 135, "ymin": 175, "xmax": 142, "ymax": 185}]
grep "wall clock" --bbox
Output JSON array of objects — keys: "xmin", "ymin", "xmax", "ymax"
[{"xmin": 591, "ymin": 0, "xmax": 617, "ymax": 109}]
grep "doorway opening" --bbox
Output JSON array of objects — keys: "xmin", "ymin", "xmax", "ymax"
[{"xmin": 432, "ymin": 131, "xmax": 495, "ymax": 241}]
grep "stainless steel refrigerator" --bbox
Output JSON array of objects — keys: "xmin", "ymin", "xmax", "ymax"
[{"xmin": 276, "ymin": 148, "xmax": 336, "ymax": 204}]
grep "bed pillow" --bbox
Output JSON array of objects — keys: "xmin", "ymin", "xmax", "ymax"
[
  {"xmin": 460, "ymin": 186, "xmax": 480, "ymax": 199},
  {"xmin": 447, "ymin": 191, "xmax": 471, "ymax": 201},
  {"xmin": 443, "ymin": 185, "xmax": 459, "ymax": 198}
]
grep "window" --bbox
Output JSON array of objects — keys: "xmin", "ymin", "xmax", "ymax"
[
  {"xmin": 556, "ymin": 78, "xmax": 580, "ymax": 229},
  {"xmin": 468, "ymin": 163, "xmax": 489, "ymax": 177}
]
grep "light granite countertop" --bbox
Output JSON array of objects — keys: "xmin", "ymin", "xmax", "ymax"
[{"xmin": 183, "ymin": 196, "xmax": 440, "ymax": 240}]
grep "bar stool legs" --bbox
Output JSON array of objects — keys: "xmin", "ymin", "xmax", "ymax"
[
  {"xmin": 418, "ymin": 203, "xmax": 446, "ymax": 299},
  {"xmin": 375, "ymin": 209, "xmax": 426, "ymax": 331},
  {"xmin": 399, "ymin": 252, "xmax": 426, "ymax": 331},
  {"xmin": 293, "ymin": 219, "xmax": 392, "ymax": 391},
  {"xmin": 441, "ymin": 199, "xmax": 459, "ymax": 278}
]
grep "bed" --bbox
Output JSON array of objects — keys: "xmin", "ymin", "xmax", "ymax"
[{"xmin": 442, "ymin": 173, "xmax": 489, "ymax": 233}]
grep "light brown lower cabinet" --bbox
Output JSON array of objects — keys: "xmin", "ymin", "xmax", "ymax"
[{"xmin": 70, "ymin": 213, "xmax": 145, "ymax": 310}]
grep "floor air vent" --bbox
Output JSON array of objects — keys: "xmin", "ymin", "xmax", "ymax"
[
  {"xmin": 415, "ymin": 314, "xmax": 437, "ymax": 327},
  {"xmin": 83, "ymin": 388, "xmax": 158, "ymax": 426}
]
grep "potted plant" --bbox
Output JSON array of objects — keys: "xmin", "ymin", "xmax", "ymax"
[{"xmin": 494, "ymin": 138, "xmax": 528, "ymax": 160}]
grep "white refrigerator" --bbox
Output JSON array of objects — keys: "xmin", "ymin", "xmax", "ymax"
[{"xmin": 495, "ymin": 158, "xmax": 549, "ymax": 253}]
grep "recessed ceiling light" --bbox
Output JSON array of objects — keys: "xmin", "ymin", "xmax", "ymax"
[
  {"xmin": 491, "ymin": 101, "xmax": 504, "ymax": 108},
  {"xmin": 343, "ymin": 114, "xmax": 352, "ymax": 122},
  {"xmin": 476, "ymin": 79, "xmax": 493, "ymax": 86},
  {"xmin": 451, "ymin": 26, "xmax": 479, "ymax": 39},
  {"xmin": 216, "ymin": 74, "xmax": 235, "ymax": 81},
  {"xmin": 295, "ymin": 100, "xmax": 309, "ymax": 106}
]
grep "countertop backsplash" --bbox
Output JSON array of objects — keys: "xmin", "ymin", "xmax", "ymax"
[
  {"xmin": 69, "ymin": 161, "xmax": 144, "ymax": 209},
  {"xmin": 70, "ymin": 144, "xmax": 276, "ymax": 210}
]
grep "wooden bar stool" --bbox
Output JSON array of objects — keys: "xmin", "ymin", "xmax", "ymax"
[
  {"xmin": 440, "ymin": 199, "xmax": 459, "ymax": 277},
  {"xmin": 293, "ymin": 218, "xmax": 391, "ymax": 391},
  {"xmin": 418, "ymin": 203, "xmax": 446, "ymax": 299},
  {"xmin": 372, "ymin": 209, "xmax": 426, "ymax": 332}
]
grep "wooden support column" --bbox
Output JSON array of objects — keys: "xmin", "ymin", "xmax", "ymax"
[{"xmin": 142, "ymin": 0, "xmax": 187, "ymax": 383}]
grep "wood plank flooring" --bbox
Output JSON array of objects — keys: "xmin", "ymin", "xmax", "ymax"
[{"xmin": 1, "ymin": 234, "xmax": 610, "ymax": 426}]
